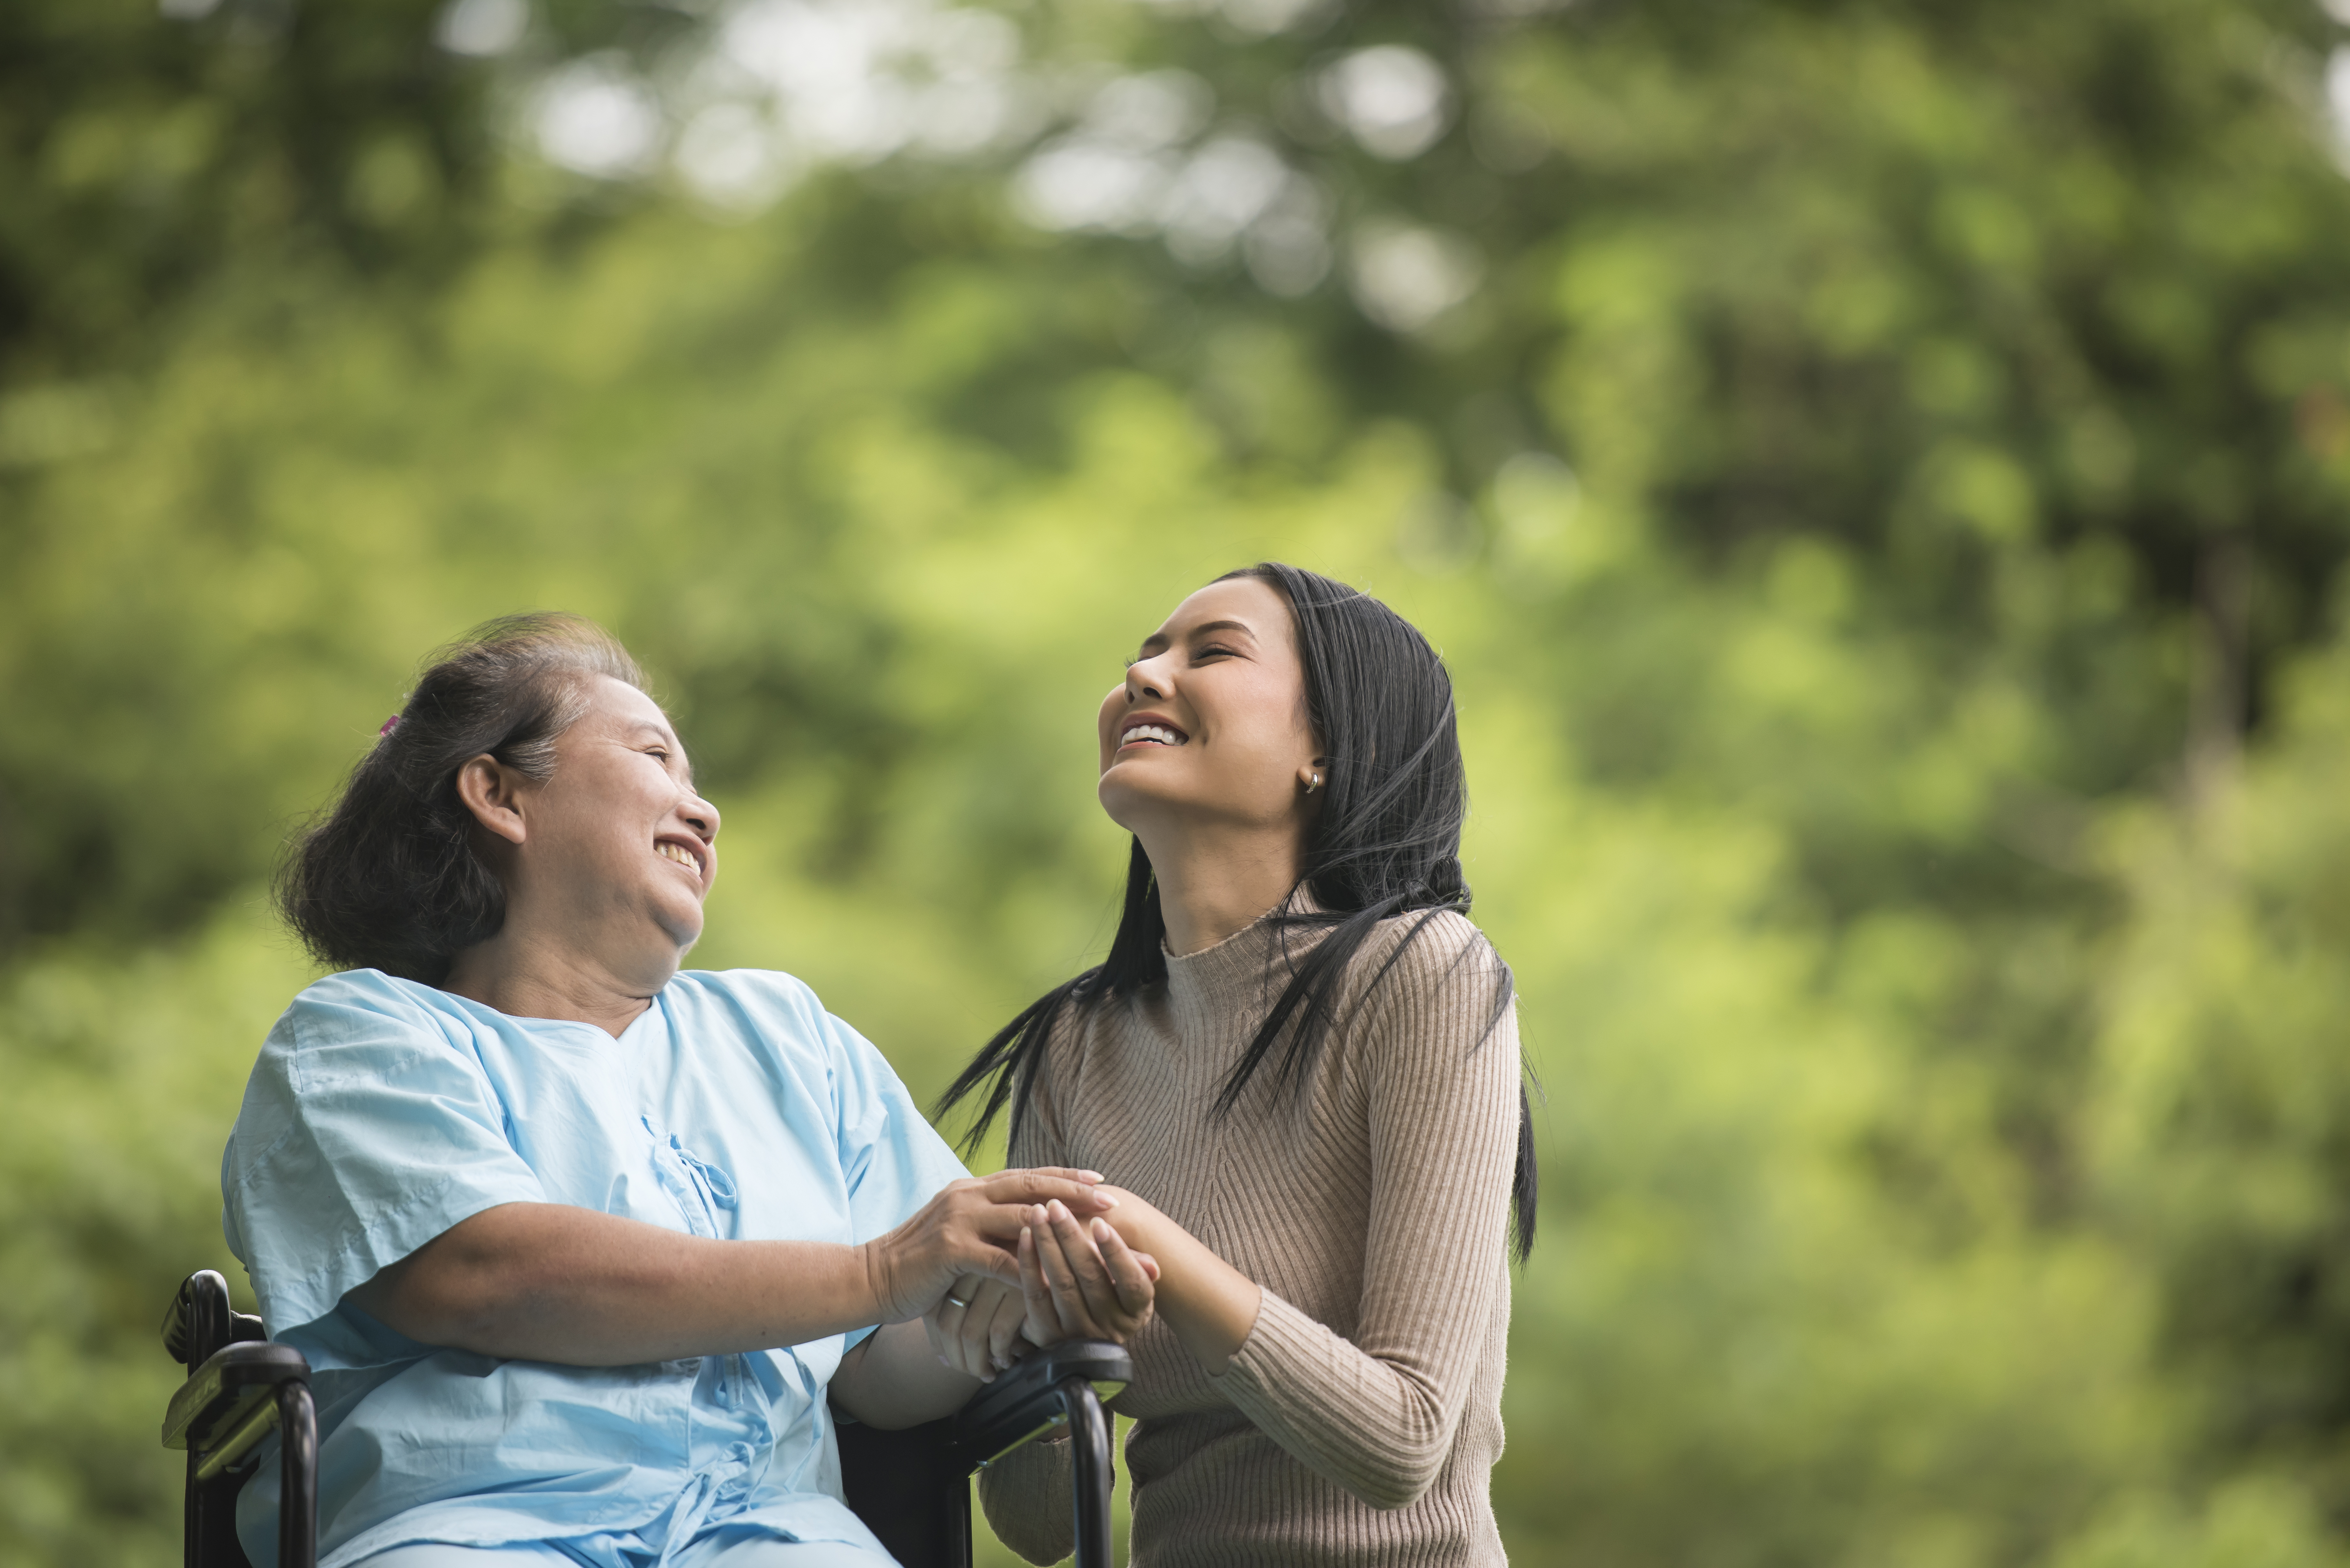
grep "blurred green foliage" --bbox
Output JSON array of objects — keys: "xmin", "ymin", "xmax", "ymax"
[{"xmin": 7, "ymin": 0, "xmax": 2350, "ymax": 1565}]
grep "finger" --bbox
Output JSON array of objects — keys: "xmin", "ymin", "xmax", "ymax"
[
  {"xmin": 1034, "ymin": 1203, "xmax": 1103, "ymax": 1338},
  {"xmin": 921, "ymin": 1303, "xmax": 954, "ymax": 1368},
  {"xmin": 1094, "ymin": 1219, "xmax": 1156, "ymax": 1316},
  {"xmin": 978, "ymin": 1180, "xmax": 1117, "ymax": 1225},
  {"xmin": 963, "ymin": 1278, "xmax": 1019, "ymax": 1378},
  {"xmin": 1018, "ymin": 1223, "xmax": 1061, "ymax": 1346},
  {"xmin": 1027, "ymin": 1205, "xmax": 1086, "ymax": 1337},
  {"xmin": 1048, "ymin": 1200, "xmax": 1123, "ymax": 1328},
  {"xmin": 984, "ymin": 1284, "xmax": 1027, "ymax": 1371},
  {"xmin": 930, "ymin": 1285, "xmax": 972, "ymax": 1377},
  {"xmin": 948, "ymin": 1274, "xmax": 999, "ymax": 1379},
  {"xmin": 978, "ymin": 1172, "xmax": 1119, "ymax": 1214},
  {"xmin": 946, "ymin": 1194, "xmax": 1091, "ymax": 1254}
]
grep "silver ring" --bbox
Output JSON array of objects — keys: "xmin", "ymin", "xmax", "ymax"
[{"xmin": 945, "ymin": 1295, "xmax": 969, "ymax": 1308}]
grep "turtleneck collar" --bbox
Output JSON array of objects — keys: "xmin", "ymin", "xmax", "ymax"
[{"xmin": 1162, "ymin": 885, "xmax": 1336, "ymax": 1039}]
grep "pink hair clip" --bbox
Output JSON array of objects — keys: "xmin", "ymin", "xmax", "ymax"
[{"xmin": 379, "ymin": 714, "xmax": 402, "ymax": 737}]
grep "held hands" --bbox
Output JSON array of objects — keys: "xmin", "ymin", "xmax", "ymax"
[
  {"xmin": 925, "ymin": 1195, "xmax": 1160, "ymax": 1380},
  {"xmin": 1020, "ymin": 1198, "xmax": 1157, "ymax": 1348},
  {"xmin": 862, "ymin": 1168, "xmax": 1114, "ymax": 1326}
]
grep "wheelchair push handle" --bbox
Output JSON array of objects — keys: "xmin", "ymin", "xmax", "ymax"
[
  {"xmin": 952, "ymin": 1338, "xmax": 1131, "ymax": 1464},
  {"xmin": 163, "ymin": 1269, "xmax": 265, "ymax": 1372},
  {"xmin": 163, "ymin": 1270, "xmax": 317, "ymax": 1568},
  {"xmin": 951, "ymin": 1339, "xmax": 1131, "ymax": 1568},
  {"xmin": 1057, "ymin": 1373, "xmax": 1116, "ymax": 1568}
]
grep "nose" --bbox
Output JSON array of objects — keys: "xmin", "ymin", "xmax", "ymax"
[
  {"xmin": 682, "ymin": 793, "xmax": 720, "ymax": 842},
  {"xmin": 1125, "ymin": 655, "xmax": 1171, "ymax": 703}
]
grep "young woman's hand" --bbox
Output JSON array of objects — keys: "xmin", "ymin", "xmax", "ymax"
[
  {"xmin": 1018, "ymin": 1199, "xmax": 1160, "ymax": 1347},
  {"xmin": 862, "ymin": 1169, "xmax": 1114, "ymax": 1324},
  {"xmin": 1055, "ymin": 1185, "xmax": 1263, "ymax": 1376},
  {"xmin": 924, "ymin": 1274, "xmax": 1028, "ymax": 1380}
]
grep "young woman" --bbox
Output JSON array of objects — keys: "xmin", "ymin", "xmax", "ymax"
[
  {"xmin": 936, "ymin": 564, "xmax": 1535, "ymax": 1567},
  {"xmin": 222, "ymin": 614, "xmax": 1122, "ymax": 1568}
]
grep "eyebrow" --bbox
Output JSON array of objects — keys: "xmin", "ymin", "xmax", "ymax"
[{"xmin": 1136, "ymin": 619, "xmax": 1260, "ymax": 657}]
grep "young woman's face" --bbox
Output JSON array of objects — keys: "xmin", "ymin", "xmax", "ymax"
[
  {"xmin": 505, "ymin": 677, "xmax": 720, "ymax": 955},
  {"xmin": 1096, "ymin": 577, "xmax": 1321, "ymax": 837}
]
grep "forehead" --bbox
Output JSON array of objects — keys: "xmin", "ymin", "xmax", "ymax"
[
  {"xmin": 579, "ymin": 675, "xmax": 674, "ymax": 738},
  {"xmin": 1148, "ymin": 577, "xmax": 1294, "ymax": 645}
]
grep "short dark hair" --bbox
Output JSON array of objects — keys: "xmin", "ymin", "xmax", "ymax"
[
  {"xmin": 940, "ymin": 563, "xmax": 1539, "ymax": 1261},
  {"xmin": 276, "ymin": 613, "xmax": 649, "ymax": 984}
]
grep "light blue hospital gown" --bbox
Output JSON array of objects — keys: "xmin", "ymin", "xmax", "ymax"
[{"xmin": 219, "ymin": 968, "xmax": 971, "ymax": 1568}]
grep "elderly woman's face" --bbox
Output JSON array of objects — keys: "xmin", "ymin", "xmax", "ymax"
[{"xmin": 512, "ymin": 677, "xmax": 719, "ymax": 956}]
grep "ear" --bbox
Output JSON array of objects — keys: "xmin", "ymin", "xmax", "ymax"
[
  {"xmin": 1296, "ymin": 756, "xmax": 1329, "ymax": 797},
  {"xmin": 454, "ymin": 754, "xmax": 531, "ymax": 847}
]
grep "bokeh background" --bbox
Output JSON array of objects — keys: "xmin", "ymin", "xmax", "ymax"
[{"xmin": 9, "ymin": 0, "xmax": 2350, "ymax": 1563}]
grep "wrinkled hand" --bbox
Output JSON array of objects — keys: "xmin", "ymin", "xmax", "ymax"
[
  {"xmin": 864, "ymin": 1169, "xmax": 1113, "ymax": 1324},
  {"xmin": 1018, "ymin": 1199, "xmax": 1159, "ymax": 1349},
  {"xmin": 923, "ymin": 1274, "xmax": 1028, "ymax": 1381}
]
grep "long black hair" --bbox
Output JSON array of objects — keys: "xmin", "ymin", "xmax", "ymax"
[
  {"xmin": 938, "ymin": 563, "xmax": 1539, "ymax": 1262},
  {"xmin": 277, "ymin": 612, "xmax": 649, "ymax": 984}
]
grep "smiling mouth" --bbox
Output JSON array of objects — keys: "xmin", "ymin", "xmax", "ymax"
[
  {"xmin": 657, "ymin": 842, "xmax": 701, "ymax": 875},
  {"xmin": 1120, "ymin": 723, "xmax": 1188, "ymax": 748}
]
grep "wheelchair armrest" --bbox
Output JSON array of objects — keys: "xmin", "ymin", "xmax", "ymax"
[
  {"xmin": 164, "ymin": 1340, "xmax": 312, "ymax": 1478},
  {"xmin": 952, "ymin": 1340, "xmax": 1131, "ymax": 1465}
]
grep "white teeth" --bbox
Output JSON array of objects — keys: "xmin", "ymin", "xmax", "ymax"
[
  {"xmin": 1123, "ymin": 724, "xmax": 1185, "ymax": 746},
  {"xmin": 659, "ymin": 843, "xmax": 697, "ymax": 871}
]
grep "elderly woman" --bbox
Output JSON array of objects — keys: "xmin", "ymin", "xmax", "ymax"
[{"xmin": 222, "ymin": 614, "xmax": 1120, "ymax": 1568}]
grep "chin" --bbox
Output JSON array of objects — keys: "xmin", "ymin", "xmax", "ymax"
[
  {"xmin": 1097, "ymin": 773, "xmax": 1187, "ymax": 831},
  {"xmin": 654, "ymin": 903, "xmax": 707, "ymax": 954}
]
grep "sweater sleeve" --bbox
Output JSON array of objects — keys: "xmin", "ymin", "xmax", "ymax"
[
  {"xmin": 1209, "ymin": 915, "xmax": 1521, "ymax": 1510},
  {"xmin": 976, "ymin": 1021, "xmax": 1083, "ymax": 1566}
]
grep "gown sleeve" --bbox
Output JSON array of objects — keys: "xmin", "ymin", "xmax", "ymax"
[
  {"xmin": 821, "ymin": 1005, "xmax": 974, "ymax": 1349},
  {"xmin": 220, "ymin": 971, "xmax": 547, "ymax": 1340},
  {"xmin": 1207, "ymin": 915, "xmax": 1521, "ymax": 1508}
]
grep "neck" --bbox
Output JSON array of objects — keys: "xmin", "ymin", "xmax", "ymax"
[
  {"xmin": 1136, "ymin": 817, "xmax": 1306, "ymax": 958},
  {"xmin": 441, "ymin": 920, "xmax": 676, "ymax": 1038}
]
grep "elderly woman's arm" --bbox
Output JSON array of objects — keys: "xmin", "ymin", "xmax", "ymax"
[
  {"xmin": 828, "ymin": 1318, "xmax": 990, "ymax": 1427},
  {"xmin": 349, "ymin": 1169, "xmax": 1114, "ymax": 1367}
]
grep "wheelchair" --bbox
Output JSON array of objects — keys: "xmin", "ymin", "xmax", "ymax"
[{"xmin": 163, "ymin": 1270, "xmax": 1129, "ymax": 1568}]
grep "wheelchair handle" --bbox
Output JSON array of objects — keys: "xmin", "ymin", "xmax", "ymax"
[
  {"xmin": 163, "ymin": 1269, "xmax": 264, "ymax": 1372},
  {"xmin": 1057, "ymin": 1375, "xmax": 1115, "ymax": 1568},
  {"xmin": 164, "ymin": 1270, "xmax": 316, "ymax": 1568},
  {"xmin": 951, "ymin": 1340, "xmax": 1130, "ymax": 1568},
  {"xmin": 952, "ymin": 1339, "xmax": 1130, "ymax": 1463}
]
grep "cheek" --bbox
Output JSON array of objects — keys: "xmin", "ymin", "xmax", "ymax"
[
  {"xmin": 1095, "ymin": 690, "xmax": 1127, "ymax": 758},
  {"xmin": 550, "ymin": 777, "xmax": 655, "ymax": 871},
  {"xmin": 575, "ymin": 811, "xmax": 641, "ymax": 874},
  {"xmin": 1217, "ymin": 682, "xmax": 1308, "ymax": 761}
]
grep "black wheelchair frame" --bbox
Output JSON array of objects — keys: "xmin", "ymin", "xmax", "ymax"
[{"xmin": 163, "ymin": 1270, "xmax": 1128, "ymax": 1568}]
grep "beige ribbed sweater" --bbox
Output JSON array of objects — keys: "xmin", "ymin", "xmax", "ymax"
[{"xmin": 978, "ymin": 903, "xmax": 1520, "ymax": 1567}]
